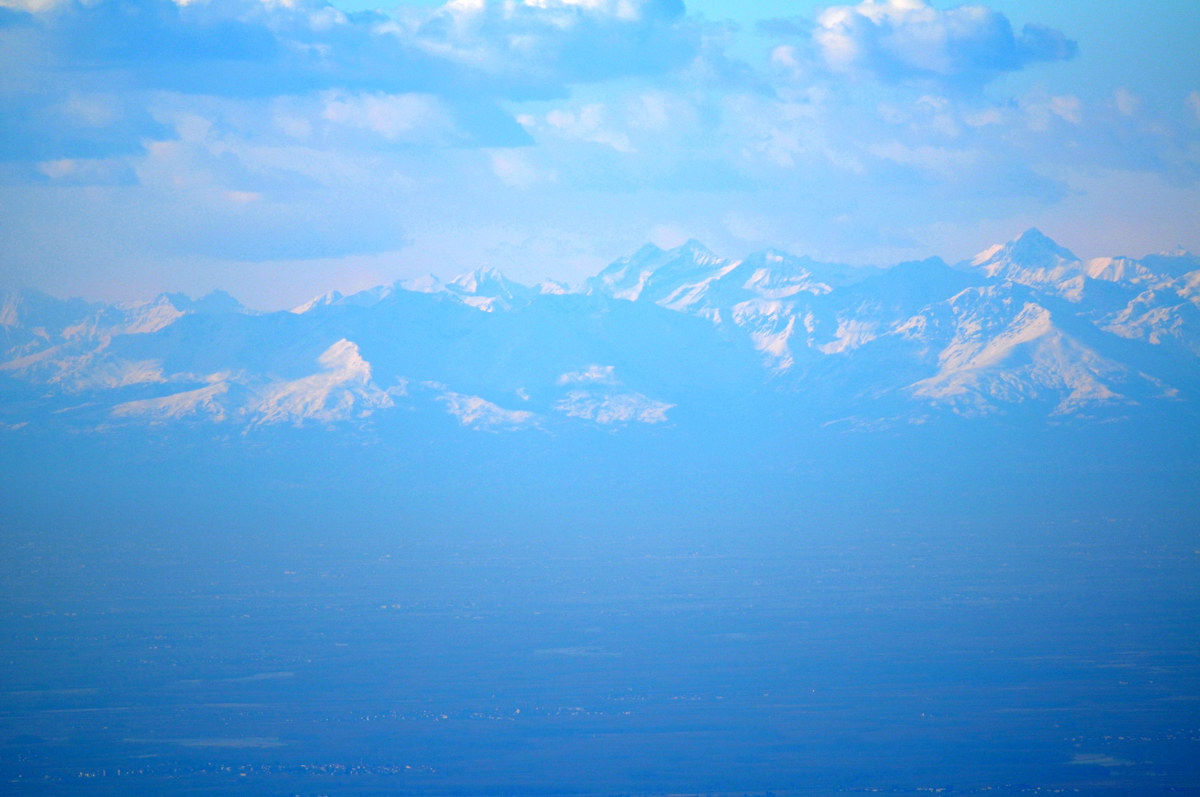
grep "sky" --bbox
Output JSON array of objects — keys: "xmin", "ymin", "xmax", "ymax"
[{"xmin": 0, "ymin": 0, "xmax": 1197, "ymax": 310}]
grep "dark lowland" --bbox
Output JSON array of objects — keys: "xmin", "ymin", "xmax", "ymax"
[{"xmin": 2, "ymin": 416, "xmax": 1198, "ymax": 796}]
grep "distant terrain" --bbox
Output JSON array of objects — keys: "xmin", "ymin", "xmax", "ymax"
[
  {"xmin": 2, "ymin": 229, "xmax": 1198, "ymax": 435},
  {"xmin": 1, "ymin": 231, "xmax": 1198, "ymax": 796}
]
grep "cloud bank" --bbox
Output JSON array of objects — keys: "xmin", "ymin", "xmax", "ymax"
[{"xmin": 0, "ymin": 0, "xmax": 1196, "ymax": 307}]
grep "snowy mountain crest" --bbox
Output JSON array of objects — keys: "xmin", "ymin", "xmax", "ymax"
[
  {"xmin": 2, "ymin": 230, "xmax": 1197, "ymax": 431},
  {"xmin": 963, "ymin": 228, "xmax": 1085, "ymax": 300},
  {"xmin": 444, "ymin": 266, "xmax": 534, "ymax": 312}
]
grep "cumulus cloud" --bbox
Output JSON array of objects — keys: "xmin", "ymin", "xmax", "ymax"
[
  {"xmin": 771, "ymin": 0, "xmax": 1076, "ymax": 89},
  {"xmin": 407, "ymin": 0, "xmax": 695, "ymax": 94},
  {"xmin": 319, "ymin": 91, "xmax": 461, "ymax": 144},
  {"xmin": 0, "ymin": 0, "xmax": 701, "ymax": 156}
]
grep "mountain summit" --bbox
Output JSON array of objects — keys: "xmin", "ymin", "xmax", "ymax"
[
  {"xmin": 963, "ymin": 228, "xmax": 1085, "ymax": 299},
  {"xmin": 1, "ymin": 231, "xmax": 1196, "ymax": 432}
]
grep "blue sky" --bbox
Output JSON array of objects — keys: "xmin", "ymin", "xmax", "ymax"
[{"xmin": 1, "ymin": 0, "xmax": 1197, "ymax": 309}]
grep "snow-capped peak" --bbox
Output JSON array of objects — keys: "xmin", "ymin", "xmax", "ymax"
[
  {"xmin": 972, "ymin": 229, "xmax": 1079, "ymax": 273},
  {"xmin": 586, "ymin": 239, "xmax": 733, "ymax": 302},
  {"xmin": 448, "ymin": 266, "xmax": 520, "ymax": 297},
  {"xmin": 963, "ymin": 229, "xmax": 1084, "ymax": 299},
  {"xmin": 443, "ymin": 267, "xmax": 533, "ymax": 312},
  {"xmin": 292, "ymin": 290, "xmax": 346, "ymax": 314}
]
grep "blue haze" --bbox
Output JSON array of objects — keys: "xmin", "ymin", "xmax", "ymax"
[
  {"xmin": 3, "ymin": 231, "xmax": 1200, "ymax": 794},
  {"xmin": 2, "ymin": 0, "xmax": 1200, "ymax": 793}
]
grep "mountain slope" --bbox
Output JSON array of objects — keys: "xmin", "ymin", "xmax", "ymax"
[{"xmin": 1, "ymin": 231, "xmax": 1196, "ymax": 433}]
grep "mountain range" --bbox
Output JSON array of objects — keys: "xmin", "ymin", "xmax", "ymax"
[{"xmin": 2, "ymin": 229, "xmax": 1198, "ymax": 436}]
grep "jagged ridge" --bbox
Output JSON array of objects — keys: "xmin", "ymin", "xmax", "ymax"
[{"xmin": 1, "ymin": 230, "xmax": 1197, "ymax": 432}]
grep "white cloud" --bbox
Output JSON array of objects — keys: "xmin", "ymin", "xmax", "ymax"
[
  {"xmin": 320, "ymin": 91, "xmax": 459, "ymax": 143},
  {"xmin": 543, "ymin": 104, "xmax": 635, "ymax": 152},
  {"xmin": 1113, "ymin": 88, "xmax": 1140, "ymax": 117},
  {"xmin": 57, "ymin": 93, "xmax": 123, "ymax": 128},
  {"xmin": 1187, "ymin": 92, "xmax": 1200, "ymax": 123},
  {"xmin": 1022, "ymin": 93, "xmax": 1083, "ymax": 130},
  {"xmin": 0, "ymin": 0, "xmax": 63, "ymax": 10},
  {"xmin": 409, "ymin": 0, "xmax": 695, "ymax": 90},
  {"xmin": 810, "ymin": 0, "xmax": 1076, "ymax": 87},
  {"xmin": 489, "ymin": 150, "xmax": 547, "ymax": 189}
]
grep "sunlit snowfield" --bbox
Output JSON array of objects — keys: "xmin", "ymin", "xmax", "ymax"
[{"xmin": 2, "ymin": 426, "xmax": 1198, "ymax": 796}]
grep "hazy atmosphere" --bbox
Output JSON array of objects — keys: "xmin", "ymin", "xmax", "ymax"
[{"xmin": 2, "ymin": 1, "xmax": 1199, "ymax": 795}]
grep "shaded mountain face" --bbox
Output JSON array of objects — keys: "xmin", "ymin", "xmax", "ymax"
[{"xmin": 1, "ymin": 230, "xmax": 1197, "ymax": 434}]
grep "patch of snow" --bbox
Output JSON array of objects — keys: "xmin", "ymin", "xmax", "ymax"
[
  {"xmin": 970, "ymin": 244, "xmax": 1003, "ymax": 266},
  {"xmin": 555, "ymin": 390, "xmax": 673, "ymax": 424},
  {"xmin": 557, "ymin": 364, "xmax": 617, "ymax": 385},
  {"xmin": 819, "ymin": 318, "xmax": 878, "ymax": 355},
  {"xmin": 750, "ymin": 316, "xmax": 796, "ymax": 371},
  {"xmin": 0, "ymin": 293, "xmax": 21, "ymax": 327},
  {"xmin": 438, "ymin": 392, "xmax": 535, "ymax": 430},
  {"xmin": 291, "ymin": 290, "xmax": 344, "ymax": 314},
  {"xmin": 112, "ymin": 382, "xmax": 231, "ymax": 422},
  {"xmin": 252, "ymin": 339, "xmax": 393, "ymax": 425}
]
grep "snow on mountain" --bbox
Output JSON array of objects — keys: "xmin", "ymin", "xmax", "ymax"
[
  {"xmin": 555, "ymin": 390, "xmax": 673, "ymax": 424},
  {"xmin": 108, "ymin": 339, "xmax": 400, "ymax": 427},
  {"xmin": 2, "ymin": 230, "xmax": 1197, "ymax": 431},
  {"xmin": 729, "ymin": 299, "xmax": 801, "ymax": 371},
  {"xmin": 291, "ymin": 290, "xmax": 345, "ymax": 314},
  {"xmin": 585, "ymin": 241, "xmax": 861, "ymax": 316},
  {"xmin": 557, "ymin": 365, "xmax": 618, "ymax": 385},
  {"xmin": 586, "ymin": 240, "xmax": 734, "ymax": 304},
  {"xmin": 111, "ymin": 381, "xmax": 234, "ymax": 423},
  {"xmin": 583, "ymin": 241, "xmax": 881, "ymax": 372},
  {"xmin": 434, "ymin": 388, "xmax": 536, "ymax": 430},
  {"xmin": 250, "ymin": 339, "xmax": 397, "ymax": 426},
  {"xmin": 1083, "ymin": 257, "xmax": 1164, "ymax": 288},
  {"xmin": 0, "ymin": 290, "xmax": 247, "ymax": 375},
  {"xmin": 538, "ymin": 280, "xmax": 570, "ymax": 295},
  {"xmin": 1140, "ymin": 250, "xmax": 1200, "ymax": 280},
  {"xmin": 0, "ymin": 288, "xmax": 93, "ymax": 336},
  {"xmin": 734, "ymin": 250, "xmax": 834, "ymax": 300},
  {"xmin": 962, "ymin": 228, "xmax": 1085, "ymax": 300},
  {"xmin": 552, "ymin": 364, "xmax": 673, "ymax": 424},
  {"xmin": 444, "ymin": 267, "xmax": 535, "ymax": 312},
  {"xmin": 901, "ymin": 285, "xmax": 1158, "ymax": 416},
  {"xmin": 1100, "ymin": 279, "xmax": 1200, "ymax": 356},
  {"xmin": 293, "ymin": 284, "xmax": 400, "ymax": 313}
]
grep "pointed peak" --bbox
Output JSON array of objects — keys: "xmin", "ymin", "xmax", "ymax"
[
  {"xmin": 968, "ymin": 229, "xmax": 1078, "ymax": 271},
  {"xmin": 538, "ymin": 279, "xmax": 570, "ymax": 295},
  {"xmin": 192, "ymin": 290, "xmax": 245, "ymax": 314},
  {"xmin": 461, "ymin": 265, "xmax": 506, "ymax": 280},
  {"xmin": 675, "ymin": 238, "xmax": 713, "ymax": 255},
  {"xmin": 448, "ymin": 266, "xmax": 526, "ymax": 297},
  {"xmin": 1006, "ymin": 228, "xmax": 1078, "ymax": 263},
  {"xmin": 1015, "ymin": 227, "xmax": 1053, "ymax": 243},
  {"xmin": 625, "ymin": 239, "xmax": 714, "ymax": 264},
  {"xmin": 291, "ymin": 289, "xmax": 345, "ymax": 314},
  {"xmin": 662, "ymin": 239, "xmax": 725, "ymax": 269},
  {"xmin": 626, "ymin": 242, "xmax": 664, "ymax": 261}
]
